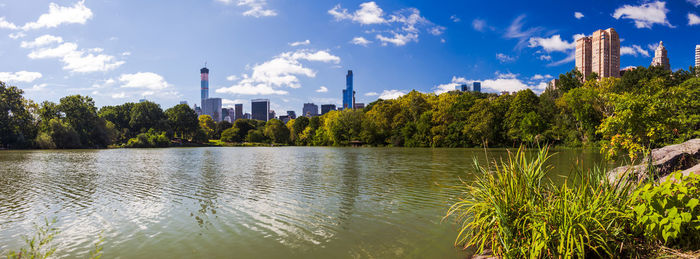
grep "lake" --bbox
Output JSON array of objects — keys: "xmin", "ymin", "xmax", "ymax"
[{"xmin": 0, "ymin": 147, "xmax": 610, "ymax": 258}]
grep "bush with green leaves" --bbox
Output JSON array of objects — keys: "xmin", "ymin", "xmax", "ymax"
[
  {"xmin": 629, "ymin": 172, "xmax": 700, "ymax": 248},
  {"xmin": 124, "ymin": 131, "xmax": 170, "ymax": 148}
]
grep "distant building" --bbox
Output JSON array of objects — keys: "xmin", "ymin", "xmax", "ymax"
[
  {"xmin": 303, "ymin": 103, "xmax": 318, "ymax": 117},
  {"xmin": 500, "ymin": 91, "xmax": 510, "ymax": 96},
  {"xmin": 201, "ymin": 66, "xmax": 209, "ymax": 108},
  {"xmin": 194, "ymin": 104, "xmax": 202, "ymax": 116},
  {"xmin": 472, "ymin": 82, "xmax": 481, "ymax": 92},
  {"xmin": 620, "ymin": 66, "xmax": 636, "ymax": 77},
  {"xmin": 139, "ymin": 99, "xmax": 147, "ymax": 103},
  {"xmin": 548, "ymin": 79, "xmax": 559, "ymax": 90},
  {"xmin": 268, "ymin": 110, "xmax": 276, "ymax": 120},
  {"xmin": 576, "ymin": 28, "xmax": 620, "ymax": 80},
  {"xmin": 202, "ymin": 98, "xmax": 222, "ymax": 122},
  {"xmin": 287, "ymin": 110, "xmax": 296, "ymax": 119},
  {"xmin": 251, "ymin": 99, "xmax": 270, "ymax": 121},
  {"xmin": 243, "ymin": 113, "xmax": 251, "ymax": 119},
  {"xmin": 235, "ymin": 103, "xmax": 243, "ymax": 121},
  {"xmin": 342, "ymin": 70, "xmax": 355, "ymax": 109},
  {"xmin": 279, "ymin": 115, "xmax": 290, "ymax": 124},
  {"xmin": 180, "ymin": 101, "xmax": 188, "ymax": 105},
  {"xmin": 458, "ymin": 84, "xmax": 469, "ymax": 91},
  {"xmin": 651, "ymin": 41, "xmax": 670, "ymax": 70},
  {"xmin": 321, "ymin": 104, "xmax": 336, "ymax": 115},
  {"xmin": 354, "ymin": 103, "xmax": 365, "ymax": 109},
  {"xmin": 695, "ymin": 45, "xmax": 699, "ymax": 68},
  {"xmin": 222, "ymin": 108, "xmax": 234, "ymax": 122}
]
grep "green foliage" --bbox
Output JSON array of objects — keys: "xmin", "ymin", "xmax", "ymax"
[
  {"xmin": 213, "ymin": 121, "xmax": 233, "ymax": 140},
  {"xmin": 125, "ymin": 130, "xmax": 170, "ymax": 148},
  {"xmin": 263, "ymin": 119, "xmax": 289, "ymax": 144},
  {"xmin": 6, "ymin": 218, "xmax": 59, "ymax": 259},
  {"xmin": 129, "ymin": 101, "xmax": 166, "ymax": 133},
  {"xmin": 164, "ymin": 104, "xmax": 199, "ymax": 140},
  {"xmin": 446, "ymin": 147, "xmax": 636, "ymax": 258},
  {"xmin": 220, "ymin": 127, "xmax": 241, "ymax": 143},
  {"xmin": 198, "ymin": 115, "xmax": 215, "ymax": 139},
  {"xmin": 245, "ymin": 129, "xmax": 266, "ymax": 143},
  {"xmin": 629, "ymin": 173, "xmax": 700, "ymax": 248},
  {"xmin": 0, "ymin": 81, "xmax": 35, "ymax": 148}
]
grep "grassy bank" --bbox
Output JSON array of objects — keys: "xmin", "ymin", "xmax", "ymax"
[{"xmin": 446, "ymin": 147, "xmax": 700, "ymax": 258}]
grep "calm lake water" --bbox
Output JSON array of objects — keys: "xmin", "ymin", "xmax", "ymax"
[{"xmin": 0, "ymin": 147, "xmax": 610, "ymax": 258}]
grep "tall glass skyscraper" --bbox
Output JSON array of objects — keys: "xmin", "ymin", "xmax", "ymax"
[
  {"xmin": 342, "ymin": 70, "xmax": 354, "ymax": 109},
  {"xmin": 251, "ymin": 99, "xmax": 270, "ymax": 122},
  {"xmin": 200, "ymin": 66, "xmax": 209, "ymax": 108}
]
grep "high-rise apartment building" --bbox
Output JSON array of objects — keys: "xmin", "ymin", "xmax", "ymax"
[
  {"xmin": 651, "ymin": 41, "xmax": 670, "ymax": 70},
  {"xmin": 201, "ymin": 67, "xmax": 209, "ymax": 108},
  {"xmin": 321, "ymin": 104, "xmax": 336, "ymax": 115},
  {"xmin": 472, "ymin": 82, "xmax": 481, "ymax": 92},
  {"xmin": 302, "ymin": 103, "xmax": 318, "ymax": 117},
  {"xmin": 576, "ymin": 28, "xmax": 619, "ymax": 80},
  {"xmin": 251, "ymin": 99, "xmax": 270, "ymax": 121},
  {"xmin": 695, "ymin": 45, "xmax": 699, "ymax": 68},
  {"xmin": 235, "ymin": 103, "xmax": 243, "ymax": 121},
  {"xmin": 342, "ymin": 70, "xmax": 355, "ymax": 109}
]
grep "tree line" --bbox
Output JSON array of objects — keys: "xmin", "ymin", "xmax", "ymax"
[{"xmin": 1, "ymin": 65, "xmax": 698, "ymax": 159}]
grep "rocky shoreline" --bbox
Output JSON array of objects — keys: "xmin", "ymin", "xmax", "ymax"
[{"xmin": 607, "ymin": 139, "xmax": 700, "ymax": 183}]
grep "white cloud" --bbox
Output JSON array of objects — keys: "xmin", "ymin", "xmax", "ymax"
[
  {"xmin": 121, "ymin": 51, "xmax": 131, "ymax": 56},
  {"xmin": 330, "ymin": 2, "xmax": 442, "ymax": 47},
  {"xmin": 528, "ymin": 34, "xmax": 575, "ymax": 52},
  {"xmin": 226, "ymin": 75, "xmax": 239, "ymax": 81},
  {"xmin": 216, "ymin": 0, "xmax": 276, "ymax": 17},
  {"xmin": 111, "ymin": 92, "xmax": 127, "ymax": 99},
  {"xmin": 350, "ymin": 36, "xmax": 372, "ymax": 46},
  {"xmin": 289, "ymin": 39, "xmax": 310, "ymax": 47},
  {"xmin": 539, "ymin": 55, "xmax": 552, "ymax": 61},
  {"xmin": 0, "ymin": 17, "xmax": 17, "ymax": 29},
  {"xmin": 26, "ymin": 83, "xmax": 48, "ymax": 91},
  {"xmin": 0, "ymin": 71, "xmax": 42, "ymax": 83},
  {"xmin": 329, "ymin": 2, "xmax": 386, "ymax": 25},
  {"xmin": 378, "ymin": 89, "xmax": 407, "ymax": 99},
  {"xmin": 119, "ymin": 72, "xmax": 171, "ymax": 90},
  {"xmin": 574, "ymin": 12, "xmax": 584, "ymax": 19},
  {"xmin": 620, "ymin": 45, "xmax": 650, "ymax": 57},
  {"xmin": 316, "ymin": 86, "xmax": 328, "ymax": 93},
  {"xmin": 548, "ymin": 53, "xmax": 575, "ymax": 67},
  {"xmin": 450, "ymin": 15, "xmax": 460, "ymax": 22},
  {"xmin": 216, "ymin": 49, "xmax": 340, "ymax": 95},
  {"xmin": 531, "ymin": 74, "xmax": 552, "ymax": 80},
  {"xmin": 504, "ymin": 15, "xmax": 543, "ymax": 49},
  {"xmin": 8, "ymin": 32, "xmax": 26, "ymax": 39},
  {"xmin": 435, "ymin": 75, "xmax": 548, "ymax": 95},
  {"xmin": 365, "ymin": 92, "xmax": 378, "ymax": 96},
  {"xmin": 20, "ymin": 34, "xmax": 63, "ymax": 48},
  {"xmin": 688, "ymin": 0, "xmax": 700, "ymax": 7},
  {"xmin": 612, "ymin": 1, "xmax": 673, "ymax": 29},
  {"xmin": 496, "ymin": 53, "xmax": 515, "ymax": 63},
  {"xmin": 472, "ymin": 19, "xmax": 486, "ymax": 31},
  {"xmin": 28, "ymin": 42, "xmax": 125, "ymax": 73},
  {"xmin": 22, "ymin": 1, "xmax": 93, "ymax": 30},
  {"xmin": 689, "ymin": 13, "xmax": 700, "ymax": 26},
  {"xmin": 222, "ymin": 98, "xmax": 246, "ymax": 107}
]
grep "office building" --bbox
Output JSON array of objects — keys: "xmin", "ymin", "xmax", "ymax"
[
  {"xmin": 269, "ymin": 110, "xmax": 276, "ymax": 120},
  {"xmin": 458, "ymin": 84, "xmax": 469, "ymax": 91},
  {"xmin": 342, "ymin": 70, "xmax": 355, "ymax": 109},
  {"xmin": 576, "ymin": 28, "xmax": 619, "ymax": 80},
  {"xmin": 139, "ymin": 99, "xmax": 147, "ymax": 103},
  {"xmin": 235, "ymin": 104, "xmax": 243, "ymax": 121},
  {"xmin": 472, "ymin": 82, "xmax": 481, "ymax": 92},
  {"xmin": 651, "ymin": 41, "xmax": 670, "ymax": 70},
  {"xmin": 180, "ymin": 101, "xmax": 188, "ymax": 105},
  {"xmin": 243, "ymin": 113, "xmax": 251, "ymax": 119},
  {"xmin": 202, "ymin": 98, "xmax": 222, "ymax": 122},
  {"xmin": 695, "ymin": 45, "xmax": 699, "ymax": 68},
  {"xmin": 194, "ymin": 104, "xmax": 202, "ymax": 116},
  {"xmin": 222, "ymin": 108, "xmax": 234, "ymax": 122},
  {"xmin": 355, "ymin": 103, "xmax": 365, "ymax": 109},
  {"xmin": 321, "ymin": 104, "xmax": 336, "ymax": 115},
  {"xmin": 303, "ymin": 103, "xmax": 318, "ymax": 117},
  {"xmin": 251, "ymin": 99, "xmax": 270, "ymax": 121},
  {"xmin": 287, "ymin": 110, "xmax": 296, "ymax": 119}
]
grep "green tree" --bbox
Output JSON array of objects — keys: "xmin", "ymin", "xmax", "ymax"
[
  {"xmin": 213, "ymin": 121, "xmax": 233, "ymax": 140},
  {"xmin": 57, "ymin": 95, "xmax": 111, "ymax": 147},
  {"xmin": 0, "ymin": 81, "xmax": 35, "ymax": 147},
  {"xmin": 129, "ymin": 101, "xmax": 166, "ymax": 133},
  {"xmin": 233, "ymin": 119, "xmax": 256, "ymax": 141},
  {"xmin": 290, "ymin": 116, "xmax": 309, "ymax": 144},
  {"xmin": 220, "ymin": 127, "xmax": 241, "ymax": 143},
  {"xmin": 557, "ymin": 84, "xmax": 603, "ymax": 144},
  {"xmin": 164, "ymin": 104, "xmax": 199, "ymax": 140},
  {"xmin": 505, "ymin": 89, "xmax": 541, "ymax": 143},
  {"xmin": 198, "ymin": 115, "xmax": 215, "ymax": 139},
  {"xmin": 263, "ymin": 119, "xmax": 290, "ymax": 144}
]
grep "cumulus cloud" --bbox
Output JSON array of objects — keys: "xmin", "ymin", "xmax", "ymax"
[
  {"xmin": 20, "ymin": 34, "xmax": 63, "ymax": 48},
  {"xmin": 119, "ymin": 72, "xmax": 171, "ymax": 90},
  {"xmin": 22, "ymin": 1, "xmax": 93, "ymax": 30},
  {"xmin": 620, "ymin": 45, "xmax": 650, "ymax": 57},
  {"xmin": 216, "ymin": 0, "xmax": 277, "ymax": 17},
  {"xmin": 27, "ymin": 41, "xmax": 125, "ymax": 73},
  {"xmin": 689, "ymin": 0, "xmax": 700, "ymax": 6},
  {"xmin": 328, "ymin": 2, "xmax": 386, "ymax": 24},
  {"xmin": 539, "ymin": 55, "xmax": 552, "ymax": 61},
  {"xmin": 0, "ymin": 71, "xmax": 42, "ymax": 83},
  {"xmin": 531, "ymin": 74, "xmax": 552, "ymax": 80},
  {"xmin": 8, "ymin": 32, "xmax": 26, "ymax": 39},
  {"xmin": 289, "ymin": 39, "xmax": 310, "ymax": 47},
  {"xmin": 365, "ymin": 92, "xmax": 378, "ymax": 96},
  {"xmin": 111, "ymin": 92, "xmax": 127, "ymax": 99},
  {"xmin": 528, "ymin": 34, "xmax": 575, "ymax": 52},
  {"xmin": 472, "ymin": 18, "xmax": 487, "ymax": 31},
  {"xmin": 216, "ymin": 49, "xmax": 340, "ymax": 95},
  {"xmin": 329, "ymin": 2, "xmax": 443, "ymax": 47},
  {"xmin": 689, "ymin": 13, "xmax": 700, "ymax": 26},
  {"xmin": 222, "ymin": 98, "xmax": 246, "ymax": 107},
  {"xmin": 378, "ymin": 89, "xmax": 407, "ymax": 99},
  {"xmin": 496, "ymin": 53, "xmax": 515, "ymax": 63},
  {"xmin": 574, "ymin": 12, "xmax": 584, "ymax": 19},
  {"xmin": 350, "ymin": 36, "xmax": 372, "ymax": 46},
  {"xmin": 316, "ymin": 86, "xmax": 328, "ymax": 93},
  {"xmin": 435, "ymin": 75, "xmax": 548, "ymax": 95},
  {"xmin": 226, "ymin": 75, "xmax": 239, "ymax": 81},
  {"xmin": 612, "ymin": 1, "xmax": 673, "ymax": 29},
  {"xmin": 0, "ymin": 17, "xmax": 17, "ymax": 29}
]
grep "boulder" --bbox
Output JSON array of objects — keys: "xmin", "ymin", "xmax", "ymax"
[{"xmin": 607, "ymin": 139, "xmax": 700, "ymax": 183}]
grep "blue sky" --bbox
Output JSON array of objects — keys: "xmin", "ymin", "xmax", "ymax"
[{"xmin": 0, "ymin": 0, "xmax": 698, "ymax": 114}]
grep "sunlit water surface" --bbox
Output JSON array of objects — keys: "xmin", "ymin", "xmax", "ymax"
[{"xmin": 0, "ymin": 147, "xmax": 610, "ymax": 258}]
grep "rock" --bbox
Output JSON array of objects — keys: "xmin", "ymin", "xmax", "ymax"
[{"xmin": 607, "ymin": 139, "xmax": 700, "ymax": 183}]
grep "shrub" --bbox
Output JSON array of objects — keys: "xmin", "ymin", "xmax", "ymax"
[
  {"xmin": 629, "ymin": 172, "xmax": 700, "ymax": 248},
  {"xmin": 35, "ymin": 132, "xmax": 56, "ymax": 149},
  {"xmin": 220, "ymin": 127, "xmax": 240, "ymax": 143},
  {"xmin": 124, "ymin": 131, "xmax": 170, "ymax": 148}
]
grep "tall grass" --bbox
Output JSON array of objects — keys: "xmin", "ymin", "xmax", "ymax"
[{"xmin": 446, "ymin": 146, "xmax": 636, "ymax": 258}]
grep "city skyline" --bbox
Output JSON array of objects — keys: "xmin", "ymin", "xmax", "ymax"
[{"xmin": 0, "ymin": 0, "xmax": 699, "ymax": 113}]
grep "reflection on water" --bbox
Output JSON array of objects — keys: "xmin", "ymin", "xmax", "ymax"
[{"xmin": 0, "ymin": 147, "xmax": 611, "ymax": 258}]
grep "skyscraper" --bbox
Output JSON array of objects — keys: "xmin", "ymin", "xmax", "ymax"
[
  {"xmin": 472, "ymin": 82, "xmax": 481, "ymax": 92},
  {"xmin": 321, "ymin": 104, "xmax": 336, "ymax": 115},
  {"xmin": 651, "ymin": 41, "xmax": 670, "ymax": 70},
  {"xmin": 235, "ymin": 103, "xmax": 243, "ymax": 121},
  {"xmin": 251, "ymin": 99, "xmax": 270, "ymax": 121},
  {"xmin": 201, "ymin": 66, "xmax": 209, "ymax": 108},
  {"xmin": 342, "ymin": 70, "xmax": 354, "ymax": 109},
  {"xmin": 302, "ymin": 103, "xmax": 318, "ymax": 117},
  {"xmin": 576, "ymin": 28, "xmax": 620, "ymax": 80},
  {"xmin": 695, "ymin": 45, "xmax": 699, "ymax": 68},
  {"xmin": 202, "ymin": 98, "xmax": 222, "ymax": 122}
]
